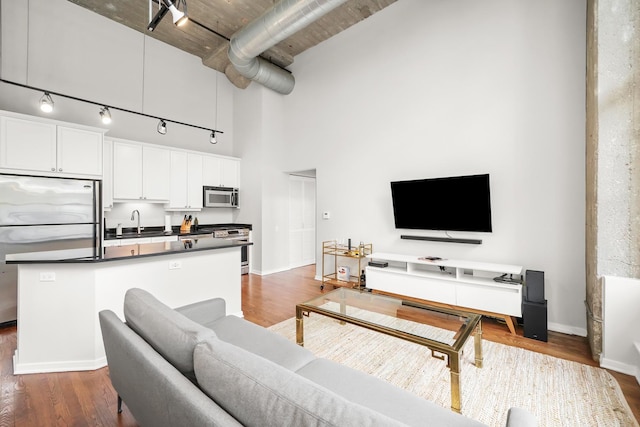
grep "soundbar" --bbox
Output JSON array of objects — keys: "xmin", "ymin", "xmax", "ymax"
[{"xmin": 400, "ymin": 235, "xmax": 482, "ymax": 245}]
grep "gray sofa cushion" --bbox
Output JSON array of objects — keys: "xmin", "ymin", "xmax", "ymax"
[
  {"xmin": 194, "ymin": 337, "xmax": 407, "ymax": 427},
  {"xmin": 207, "ymin": 314, "xmax": 316, "ymax": 371},
  {"xmin": 123, "ymin": 288, "xmax": 217, "ymax": 381},
  {"xmin": 296, "ymin": 358, "xmax": 487, "ymax": 427}
]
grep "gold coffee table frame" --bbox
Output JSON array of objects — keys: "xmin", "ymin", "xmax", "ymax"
[{"xmin": 296, "ymin": 288, "xmax": 483, "ymax": 413}]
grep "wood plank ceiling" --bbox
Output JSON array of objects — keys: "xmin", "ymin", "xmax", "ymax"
[{"xmin": 68, "ymin": 0, "xmax": 397, "ymax": 90}]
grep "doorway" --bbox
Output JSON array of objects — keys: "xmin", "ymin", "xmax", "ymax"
[{"xmin": 289, "ymin": 173, "xmax": 316, "ymax": 268}]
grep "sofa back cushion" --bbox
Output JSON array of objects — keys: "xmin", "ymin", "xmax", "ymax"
[
  {"xmin": 123, "ymin": 288, "xmax": 217, "ymax": 381},
  {"xmin": 194, "ymin": 337, "xmax": 406, "ymax": 427}
]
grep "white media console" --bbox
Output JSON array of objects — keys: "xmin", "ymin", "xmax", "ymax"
[{"xmin": 365, "ymin": 253, "xmax": 523, "ymax": 334}]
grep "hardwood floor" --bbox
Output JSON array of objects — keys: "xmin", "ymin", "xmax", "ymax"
[{"xmin": 0, "ymin": 264, "xmax": 638, "ymax": 425}]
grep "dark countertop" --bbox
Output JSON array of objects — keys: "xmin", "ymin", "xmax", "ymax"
[
  {"xmin": 6, "ymin": 238, "xmax": 253, "ymax": 264},
  {"xmin": 104, "ymin": 223, "xmax": 252, "ymax": 240}
]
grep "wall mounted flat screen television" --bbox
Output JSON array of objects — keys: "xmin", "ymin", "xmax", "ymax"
[{"xmin": 390, "ymin": 174, "xmax": 492, "ymax": 232}]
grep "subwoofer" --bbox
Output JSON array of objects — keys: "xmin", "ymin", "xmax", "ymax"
[{"xmin": 523, "ymin": 300, "xmax": 548, "ymax": 342}]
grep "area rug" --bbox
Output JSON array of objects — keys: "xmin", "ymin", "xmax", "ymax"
[{"xmin": 268, "ymin": 314, "xmax": 638, "ymax": 427}]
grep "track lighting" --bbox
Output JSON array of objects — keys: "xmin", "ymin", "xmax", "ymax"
[
  {"xmin": 168, "ymin": 0, "xmax": 188, "ymax": 27},
  {"xmin": 148, "ymin": 0, "xmax": 187, "ymax": 32},
  {"xmin": 3, "ymin": 79, "xmax": 223, "ymax": 143},
  {"xmin": 157, "ymin": 120, "xmax": 167, "ymax": 135},
  {"xmin": 99, "ymin": 107, "xmax": 112, "ymax": 124},
  {"xmin": 39, "ymin": 92, "xmax": 54, "ymax": 113}
]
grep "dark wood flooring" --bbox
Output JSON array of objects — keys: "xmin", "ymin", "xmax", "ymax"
[{"xmin": 1, "ymin": 265, "xmax": 638, "ymax": 425}]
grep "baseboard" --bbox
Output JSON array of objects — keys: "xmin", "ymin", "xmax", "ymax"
[
  {"xmin": 13, "ymin": 350, "xmax": 107, "ymax": 375},
  {"xmin": 635, "ymin": 342, "xmax": 640, "ymax": 385},
  {"xmin": 600, "ymin": 357, "xmax": 638, "ymax": 377},
  {"xmin": 252, "ymin": 266, "xmax": 293, "ymax": 276},
  {"xmin": 548, "ymin": 321, "xmax": 587, "ymax": 337}
]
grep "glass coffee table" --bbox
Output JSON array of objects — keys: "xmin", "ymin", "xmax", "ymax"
[{"xmin": 296, "ymin": 287, "xmax": 483, "ymax": 413}]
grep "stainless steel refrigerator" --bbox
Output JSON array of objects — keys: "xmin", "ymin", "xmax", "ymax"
[{"xmin": 0, "ymin": 174, "xmax": 101, "ymax": 324}]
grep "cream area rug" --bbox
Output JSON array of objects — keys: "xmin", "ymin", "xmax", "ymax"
[{"xmin": 268, "ymin": 313, "xmax": 638, "ymax": 427}]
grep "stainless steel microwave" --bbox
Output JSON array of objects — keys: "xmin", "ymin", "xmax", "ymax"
[{"xmin": 203, "ymin": 186, "xmax": 239, "ymax": 208}]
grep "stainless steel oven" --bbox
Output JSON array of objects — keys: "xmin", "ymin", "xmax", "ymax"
[{"xmin": 213, "ymin": 227, "xmax": 250, "ymax": 274}]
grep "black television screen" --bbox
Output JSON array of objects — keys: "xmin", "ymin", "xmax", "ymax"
[{"xmin": 390, "ymin": 174, "xmax": 492, "ymax": 232}]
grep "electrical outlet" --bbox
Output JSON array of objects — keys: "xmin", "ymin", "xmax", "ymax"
[
  {"xmin": 39, "ymin": 272, "xmax": 56, "ymax": 282},
  {"xmin": 169, "ymin": 260, "xmax": 182, "ymax": 270}
]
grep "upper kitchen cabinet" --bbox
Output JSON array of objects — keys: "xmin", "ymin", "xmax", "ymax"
[
  {"xmin": 0, "ymin": 114, "xmax": 104, "ymax": 178},
  {"xmin": 103, "ymin": 139, "xmax": 114, "ymax": 210},
  {"xmin": 202, "ymin": 155, "xmax": 240, "ymax": 188},
  {"xmin": 168, "ymin": 151, "xmax": 203, "ymax": 210},
  {"xmin": 57, "ymin": 127, "xmax": 103, "ymax": 176},
  {"xmin": 112, "ymin": 140, "xmax": 170, "ymax": 202}
]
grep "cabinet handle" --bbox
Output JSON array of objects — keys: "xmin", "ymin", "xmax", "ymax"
[
  {"xmin": 58, "ymin": 168, "xmax": 63, "ymax": 172},
  {"xmin": 51, "ymin": 168, "xmax": 56, "ymax": 171}
]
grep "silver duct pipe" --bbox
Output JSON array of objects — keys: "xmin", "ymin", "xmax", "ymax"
[{"xmin": 228, "ymin": 0, "xmax": 349, "ymax": 95}]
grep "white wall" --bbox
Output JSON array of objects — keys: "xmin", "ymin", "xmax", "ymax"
[
  {"xmin": 0, "ymin": 0, "xmax": 234, "ymax": 156},
  {"xmin": 240, "ymin": 0, "xmax": 587, "ymax": 333},
  {"xmin": 601, "ymin": 276, "xmax": 640, "ymax": 376}
]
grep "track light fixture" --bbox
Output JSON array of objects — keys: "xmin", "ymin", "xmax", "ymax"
[
  {"xmin": 39, "ymin": 92, "xmax": 54, "ymax": 113},
  {"xmin": 148, "ymin": 0, "xmax": 188, "ymax": 32},
  {"xmin": 99, "ymin": 107, "xmax": 112, "ymax": 124},
  {"xmin": 169, "ymin": 0, "xmax": 188, "ymax": 26},
  {"xmin": 2, "ymin": 79, "xmax": 223, "ymax": 143},
  {"xmin": 157, "ymin": 120, "xmax": 167, "ymax": 135}
]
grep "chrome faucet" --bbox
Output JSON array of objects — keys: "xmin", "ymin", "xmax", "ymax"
[{"xmin": 131, "ymin": 209, "xmax": 143, "ymax": 234}]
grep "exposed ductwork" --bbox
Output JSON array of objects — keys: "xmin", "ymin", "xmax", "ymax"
[{"xmin": 228, "ymin": 0, "xmax": 349, "ymax": 95}]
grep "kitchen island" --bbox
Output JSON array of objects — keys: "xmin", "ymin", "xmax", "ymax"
[{"xmin": 7, "ymin": 238, "xmax": 251, "ymax": 374}]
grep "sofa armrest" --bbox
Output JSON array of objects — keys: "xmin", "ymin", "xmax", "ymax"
[
  {"xmin": 175, "ymin": 298, "xmax": 227, "ymax": 325},
  {"xmin": 505, "ymin": 407, "xmax": 536, "ymax": 427}
]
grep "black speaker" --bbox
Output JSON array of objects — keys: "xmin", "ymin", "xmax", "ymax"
[
  {"xmin": 524, "ymin": 270, "xmax": 545, "ymax": 303},
  {"xmin": 523, "ymin": 300, "xmax": 547, "ymax": 342}
]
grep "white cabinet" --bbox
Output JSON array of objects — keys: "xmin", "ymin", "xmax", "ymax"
[
  {"xmin": 0, "ymin": 116, "xmax": 103, "ymax": 177},
  {"xmin": 104, "ymin": 235, "xmax": 177, "ymax": 247},
  {"xmin": 168, "ymin": 151, "xmax": 203, "ymax": 210},
  {"xmin": 56, "ymin": 127, "xmax": 103, "ymax": 176},
  {"xmin": 102, "ymin": 139, "xmax": 113, "ymax": 210},
  {"xmin": 112, "ymin": 141, "xmax": 170, "ymax": 201},
  {"xmin": 366, "ymin": 253, "xmax": 524, "ymax": 334},
  {"xmin": 143, "ymin": 146, "xmax": 171, "ymax": 200},
  {"xmin": 202, "ymin": 155, "xmax": 239, "ymax": 188}
]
